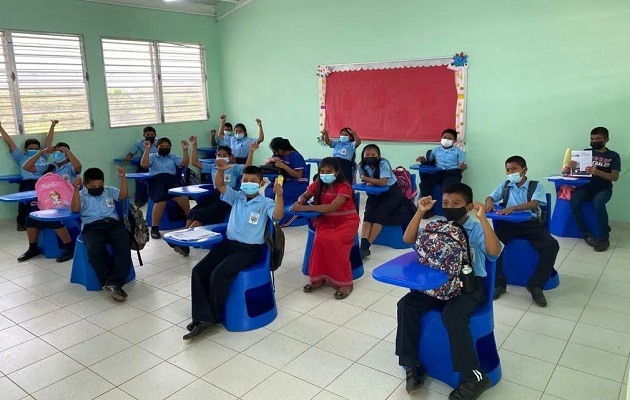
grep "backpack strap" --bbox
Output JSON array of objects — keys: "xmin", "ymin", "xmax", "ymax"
[
  {"xmin": 527, "ymin": 180, "xmax": 544, "ymax": 224},
  {"xmin": 264, "ymin": 218, "xmax": 276, "ymax": 288},
  {"xmin": 500, "ymin": 180, "xmax": 510, "ymax": 208},
  {"xmin": 451, "ymin": 221, "xmax": 474, "ymax": 272}
]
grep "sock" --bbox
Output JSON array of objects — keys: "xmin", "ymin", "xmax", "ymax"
[
  {"xmin": 28, "ymin": 242, "xmax": 38, "ymax": 250},
  {"xmin": 63, "ymin": 242, "xmax": 74, "ymax": 252},
  {"xmin": 151, "ymin": 226, "xmax": 159, "ymax": 232},
  {"xmin": 360, "ymin": 238, "xmax": 371, "ymax": 250},
  {"xmin": 463, "ymin": 369, "xmax": 483, "ymax": 382}
]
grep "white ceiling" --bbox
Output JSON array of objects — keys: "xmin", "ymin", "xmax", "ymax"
[{"xmin": 83, "ymin": 0, "xmax": 254, "ymax": 18}]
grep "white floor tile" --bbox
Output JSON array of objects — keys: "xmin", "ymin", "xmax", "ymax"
[
  {"xmin": 326, "ymin": 363, "xmax": 401, "ymax": 400},
  {"xmin": 31, "ymin": 369, "xmax": 113, "ymax": 400},
  {"xmin": 528, "ymin": 297, "xmax": 585, "ymax": 322},
  {"xmin": 1, "ymin": 298, "xmax": 59, "ymax": 324},
  {"xmin": 367, "ymin": 294, "xmax": 401, "ymax": 318},
  {"xmin": 137, "ymin": 325, "xmax": 193, "ymax": 359},
  {"xmin": 0, "ymin": 325, "xmax": 36, "ymax": 352},
  {"xmin": 0, "ymin": 338, "xmax": 58, "ymax": 375},
  {"xmin": 119, "ymin": 362, "xmax": 196, "ymax": 400},
  {"xmin": 316, "ymin": 326, "xmax": 380, "ymax": 361},
  {"xmin": 90, "ymin": 346, "xmax": 162, "ymax": 385},
  {"xmin": 111, "ymin": 314, "xmax": 173, "ymax": 343},
  {"xmin": 308, "ymin": 299, "xmax": 364, "ymax": 325},
  {"xmin": 277, "ymin": 291, "xmax": 327, "ymax": 313},
  {"xmin": 62, "ymin": 293, "xmax": 116, "ymax": 317},
  {"xmin": 313, "ymin": 391, "xmax": 349, "ymax": 400},
  {"xmin": 64, "ymin": 332, "xmax": 132, "ymax": 366},
  {"xmin": 11, "ymin": 270, "xmax": 62, "ymax": 289},
  {"xmin": 279, "ymin": 315, "xmax": 338, "ymax": 345},
  {"xmin": 494, "ymin": 322, "xmax": 514, "ymax": 348},
  {"xmin": 546, "ymin": 365, "xmax": 621, "ymax": 400},
  {"xmin": 283, "ymin": 347, "xmax": 353, "ymax": 388},
  {"xmin": 0, "ymin": 289, "xmax": 40, "ymax": 312},
  {"xmin": 20, "ymin": 308, "xmax": 81, "ymax": 336},
  {"xmin": 342, "ymin": 287, "xmax": 385, "ymax": 309},
  {"xmin": 94, "ymin": 388, "xmax": 136, "ymax": 400},
  {"xmin": 126, "ymin": 290, "xmax": 181, "ymax": 312},
  {"xmin": 357, "ymin": 340, "xmax": 404, "ymax": 379},
  {"xmin": 580, "ymin": 306, "xmax": 630, "ymax": 334},
  {"xmin": 151, "ymin": 298, "xmax": 191, "ymax": 324},
  {"xmin": 559, "ymin": 342, "xmax": 628, "ymax": 382},
  {"xmin": 40, "ymin": 319, "xmax": 105, "ymax": 350},
  {"xmin": 502, "ymin": 328, "xmax": 567, "ymax": 364},
  {"xmin": 588, "ymin": 291, "xmax": 630, "ymax": 316},
  {"xmin": 265, "ymin": 306, "xmax": 302, "ymax": 331},
  {"xmin": 493, "ymin": 303, "xmax": 527, "ymax": 327},
  {"xmin": 595, "ymin": 279, "xmax": 630, "ymax": 299},
  {"xmin": 0, "ymin": 376, "xmax": 28, "ymax": 400},
  {"xmin": 161, "ymin": 279, "xmax": 191, "ymax": 298},
  {"xmin": 570, "ymin": 322, "xmax": 630, "ymax": 356},
  {"xmin": 87, "ymin": 304, "xmax": 148, "ymax": 330},
  {"xmin": 498, "ymin": 349, "xmax": 555, "ymax": 391},
  {"xmin": 345, "ymin": 310, "xmax": 397, "ymax": 340},
  {"xmin": 169, "ymin": 379, "xmax": 236, "ymax": 400},
  {"xmin": 141, "ymin": 270, "xmax": 188, "ymax": 289},
  {"xmin": 244, "ymin": 332, "xmax": 309, "ymax": 368},
  {"xmin": 209, "ymin": 326, "xmax": 272, "ymax": 352},
  {"xmin": 478, "ymin": 379, "xmax": 543, "ymax": 400},
  {"xmin": 202, "ymin": 354, "xmax": 276, "ymax": 398},
  {"xmin": 243, "ymin": 370, "xmax": 321, "ymax": 400},
  {"xmin": 8, "ymin": 352, "xmax": 83, "ymax": 393},
  {"xmin": 515, "ymin": 311, "xmax": 577, "ymax": 340},
  {"xmin": 169, "ymin": 339, "xmax": 237, "ymax": 377},
  {"xmin": 0, "ymin": 281, "xmax": 26, "ymax": 297},
  {"xmin": 0, "ymin": 314, "xmax": 14, "ymax": 330}
]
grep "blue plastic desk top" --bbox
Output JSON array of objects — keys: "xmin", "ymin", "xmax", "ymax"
[
  {"xmin": 113, "ymin": 158, "xmax": 141, "ymax": 165},
  {"xmin": 305, "ymin": 158, "xmax": 322, "ymax": 164},
  {"xmin": 125, "ymin": 172, "xmax": 151, "ymax": 180},
  {"xmin": 352, "ymin": 183, "xmax": 389, "ymax": 194},
  {"xmin": 409, "ymin": 164, "xmax": 441, "ymax": 174},
  {"xmin": 547, "ymin": 176, "xmax": 590, "ymax": 187},
  {"xmin": 283, "ymin": 205, "xmax": 321, "ymax": 219},
  {"xmin": 372, "ymin": 252, "xmax": 449, "ymax": 290},
  {"xmin": 163, "ymin": 224, "xmax": 225, "ymax": 248},
  {"xmin": 199, "ymin": 159, "xmax": 215, "ymax": 164},
  {"xmin": 0, "ymin": 190, "xmax": 37, "ymax": 203},
  {"xmin": 0, "ymin": 174, "xmax": 22, "ymax": 183},
  {"xmin": 168, "ymin": 185, "xmax": 212, "ymax": 198},
  {"xmin": 30, "ymin": 209, "xmax": 81, "ymax": 222},
  {"xmin": 485, "ymin": 207, "xmax": 532, "ymax": 223},
  {"xmin": 197, "ymin": 147, "xmax": 217, "ymax": 154}
]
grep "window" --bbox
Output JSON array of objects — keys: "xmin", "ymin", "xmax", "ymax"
[
  {"xmin": 102, "ymin": 38, "xmax": 208, "ymax": 128},
  {"xmin": 0, "ymin": 30, "xmax": 92, "ymax": 135}
]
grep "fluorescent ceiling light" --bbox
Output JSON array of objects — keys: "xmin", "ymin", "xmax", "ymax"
[{"xmin": 163, "ymin": 0, "xmax": 182, "ymax": 3}]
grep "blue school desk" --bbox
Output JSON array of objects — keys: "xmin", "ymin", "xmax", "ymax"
[
  {"xmin": 0, "ymin": 174, "xmax": 23, "ymax": 184},
  {"xmin": 29, "ymin": 208, "xmax": 81, "ymax": 259},
  {"xmin": 200, "ymin": 159, "xmax": 215, "ymax": 164},
  {"xmin": 113, "ymin": 158, "xmax": 141, "ymax": 166},
  {"xmin": 29, "ymin": 209, "xmax": 81, "ymax": 221},
  {"xmin": 410, "ymin": 163, "xmax": 444, "ymax": 216},
  {"xmin": 0, "ymin": 190, "xmax": 37, "ymax": 203},
  {"xmin": 351, "ymin": 183, "xmax": 389, "ymax": 195},
  {"xmin": 305, "ymin": 157, "xmax": 322, "ymax": 165},
  {"xmin": 163, "ymin": 224, "xmax": 225, "ymax": 249},
  {"xmin": 485, "ymin": 209, "xmax": 532, "ymax": 223},
  {"xmin": 547, "ymin": 176, "xmax": 599, "ymax": 238},
  {"xmin": 197, "ymin": 147, "xmax": 217, "ymax": 158},
  {"xmin": 125, "ymin": 172, "xmax": 151, "ymax": 180},
  {"xmin": 168, "ymin": 184, "xmax": 212, "ymax": 200},
  {"xmin": 352, "ymin": 184, "xmax": 408, "ymax": 249},
  {"xmin": 125, "ymin": 173, "xmax": 184, "ymax": 229},
  {"xmin": 371, "ymin": 252, "xmax": 448, "ymax": 290}
]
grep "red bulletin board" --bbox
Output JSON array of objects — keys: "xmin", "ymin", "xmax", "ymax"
[{"xmin": 324, "ymin": 66, "xmax": 457, "ymax": 142}]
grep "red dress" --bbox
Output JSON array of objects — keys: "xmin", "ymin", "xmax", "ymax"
[{"xmin": 307, "ymin": 181, "xmax": 359, "ymax": 287}]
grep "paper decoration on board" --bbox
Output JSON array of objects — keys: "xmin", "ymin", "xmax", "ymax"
[{"xmin": 447, "ymin": 52, "xmax": 468, "ymax": 148}]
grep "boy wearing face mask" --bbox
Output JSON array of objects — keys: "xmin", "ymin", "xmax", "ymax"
[
  {"xmin": 19, "ymin": 142, "xmax": 82, "ymax": 263},
  {"xmin": 1, "ymin": 119, "xmax": 57, "ymax": 230},
  {"xmin": 398, "ymin": 184, "xmax": 502, "ymax": 399},
  {"xmin": 212, "ymin": 121, "xmax": 232, "ymax": 147},
  {"xmin": 140, "ymin": 137, "xmax": 190, "ymax": 239},
  {"xmin": 122, "ymin": 126, "xmax": 157, "ymax": 207},
  {"xmin": 71, "ymin": 167, "xmax": 132, "ymax": 302},
  {"xmin": 416, "ymin": 129, "xmax": 468, "ymax": 218},
  {"xmin": 485, "ymin": 156, "xmax": 559, "ymax": 307},
  {"xmin": 321, "ymin": 127, "xmax": 362, "ymax": 183},
  {"xmin": 184, "ymin": 164, "xmax": 284, "ymax": 340},
  {"xmin": 570, "ymin": 127, "xmax": 621, "ymax": 252}
]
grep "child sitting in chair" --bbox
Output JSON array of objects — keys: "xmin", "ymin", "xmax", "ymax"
[{"xmin": 71, "ymin": 167, "xmax": 132, "ymax": 302}]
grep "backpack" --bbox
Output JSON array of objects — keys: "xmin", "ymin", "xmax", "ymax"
[
  {"xmin": 181, "ymin": 167, "xmax": 200, "ymax": 186},
  {"xmin": 393, "ymin": 166, "xmax": 417, "ymax": 201},
  {"xmin": 415, "ymin": 220, "xmax": 472, "ymax": 300},
  {"xmin": 264, "ymin": 219, "xmax": 285, "ymax": 282},
  {"xmin": 501, "ymin": 180, "xmax": 547, "ymax": 225},
  {"xmin": 35, "ymin": 173, "xmax": 74, "ymax": 210},
  {"xmin": 123, "ymin": 202, "xmax": 150, "ymax": 265}
]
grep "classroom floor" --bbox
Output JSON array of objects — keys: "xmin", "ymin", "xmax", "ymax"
[{"xmin": 0, "ymin": 201, "xmax": 629, "ymax": 400}]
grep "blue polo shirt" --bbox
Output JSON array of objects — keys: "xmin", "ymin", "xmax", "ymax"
[
  {"xmin": 417, "ymin": 217, "xmax": 502, "ymax": 277},
  {"xmin": 35, "ymin": 162, "xmax": 77, "ymax": 182},
  {"xmin": 148, "ymin": 153, "xmax": 183, "ymax": 176},
  {"xmin": 217, "ymin": 135, "xmax": 231, "ymax": 147},
  {"xmin": 12, "ymin": 148, "xmax": 47, "ymax": 180},
  {"xmin": 331, "ymin": 140, "xmax": 356, "ymax": 161},
  {"xmin": 202, "ymin": 163, "xmax": 243, "ymax": 189},
  {"xmin": 429, "ymin": 146, "xmax": 467, "ymax": 170},
  {"xmin": 129, "ymin": 139, "xmax": 157, "ymax": 156},
  {"xmin": 79, "ymin": 186, "xmax": 120, "ymax": 228},
  {"xmin": 488, "ymin": 178, "xmax": 546, "ymax": 217},
  {"xmin": 361, "ymin": 158, "xmax": 397, "ymax": 186},
  {"xmin": 221, "ymin": 186, "xmax": 276, "ymax": 245},
  {"xmin": 230, "ymin": 136, "xmax": 257, "ymax": 158}
]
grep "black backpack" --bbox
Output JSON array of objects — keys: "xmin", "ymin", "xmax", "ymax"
[
  {"xmin": 264, "ymin": 219, "xmax": 285, "ymax": 280},
  {"xmin": 501, "ymin": 180, "xmax": 547, "ymax": 225}
]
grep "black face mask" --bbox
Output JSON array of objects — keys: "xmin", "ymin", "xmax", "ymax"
[
  {"xmin": 590, "ymin": 141, "xmax": 604, "ymax": 150},
  {"xmin": 444, "ymin": 206, "xmax": 468, "ymax": 222},
  {"xmin": 87, "ymin": 187, "xmax": 104, "ymax": 197},
  {"xmin": 158, "ymin": 148, "xmax": 171, "ymax": 156},
  {"xmin": 145, "ymin": 137, "xmax": 155, "ymax": 143},
  {"xmin": 364, "ymin": 157, "xmax": 380, "ymax": 166}
]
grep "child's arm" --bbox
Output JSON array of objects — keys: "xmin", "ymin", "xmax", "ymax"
[
  {"xmin": 210, "ymin": 129, "xmax": 218, "ymax": 146},
  {"xmin": 302, "ymin": 196, "xmax": 347, "ymax": 213},
  {"xmin": 245, "ymin": 143, "xmax": 258, "ymax": 167},
  {"xmin": 321, "ymin": 129, "xmax": 332, "ymax": 147},
  {"xmin": 0, "ymin": 121, "xmax": 17, "ymax": 152},
  {"xmin": 458, "ymin": 149, "xmax": 468, "ymax": 172},
  {"xmin": 403, "ymin": 196, "xmax": 436, "ymax": 244},
  {"xmin": 23, "ymin": 148, "xmax": 50, "ymax": 172},
  {"xmin": 497, "ymin": 199, "xmax": 540, "ymax": 215},
  {"xmin": 360, "ymin": 175, "xmax": 388, "ymax": 186},
  {"xmin": 272, "ymin": 158, "xmax": 302, "ymax": 179},
  {"xmin": 116, "ymin": 166, "xmax": 128, "ymax": 200},
  {"xmin": 350, "ymin": 129, "xmax": 361, "ymax": 146},
  {"xmin": 62, "ymin": 147, "xmax": 82, "ymax": 174},
  {"xmin": 180, "ymin": 140, "xmax": 190, "ymax": 167},
  {"xmin": 71, "ymin": 176, "xmax": 82, "ymax": 213},
  {"xmin": 588, "ymin": 165, "xmax": 620, "ymax": 182},
  {"xmin": 271, "ymin": 181, "xmax": 284, "ymax": 220},
  {"xmin": 140, "ymin": 141, "xmax": 151, "ymax": 169},
  {"xmin": 214, "ymin": 161, "xmax": 228, "ymax": 194},
  {"xmin": 218, "ymin": 114, "xmax": 226, "ymax": 139},
  {"xmin": 255, "ymin": 118, "xmax": 264, "ymax": 144},
  {"xmin": 296, "ymin": 191, "xmax": 313, "ymax": 205},
  {"xmin": 45, "ymin": 119, "xmax": 59, "ymax": 149},
  {"xmin": 474, "ymin": 202, "xmax": 502, "ymax": 257},
  {"xmin": 189, "ymin": 136, "xmax": 202, "ymax": 169}
]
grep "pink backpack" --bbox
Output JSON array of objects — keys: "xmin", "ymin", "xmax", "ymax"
[
  {"xmin": 393, "ymin": 166, "xmax": 417, "ymax": 200},
  {"xmin": 35, "ymin": 173, "xmax": 74, "ymax": 210}
]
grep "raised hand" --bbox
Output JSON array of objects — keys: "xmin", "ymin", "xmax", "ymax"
[
  {"xmin": 210, "ymin": 129, "xmax": 216, "ymax": 137},
  {"xmin": 416, "ymin": 196, "xmax": 436, "ymax": 212},
  {"xmin": 249, "ymin": 142, "xmax": 259, "ymax": 152},
  {"xmin": 181, "ymin": 140, "xmax": 189, "ymax": 151},
  {"xmin": 416, "ymin": 156, "xmax": 427, "ymax": 163},
  {"xmin": 51, "ymin": 119, "xmax": 59, "ymax": 126},
  {"xmin": 73, "ymin": 176, "xmax": 82, "ymax": 188},
  {"xmin": 474, "ymin": 202, "xmax": 487, "ymax": 219},
  {"xmin": 273, "ymin": 181, "xmax": 284, "ymax": 196},
  {"xmin": 256, "ymin": 118, "xmax": 262, "ymax": 127},
  {"xmin": 215, "ymin": 159, "xmax": 229, "ymax": 171},
  {"xmin": 115, "ymin": 166, "xmax": 126, "ymax": 177},
  {"xmin": 220, "ymin": 114, "xmax": 226, "ymax": 122},
  {"xmin": 189, "ymin": 136, "xmax": 197, "ymax": 145},
  {"xmin": 143, "ymin": 141, "xmax": 151, "ymax": 150}
]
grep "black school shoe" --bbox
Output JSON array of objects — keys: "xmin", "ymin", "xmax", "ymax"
[
  {"xmin": 103, "ymin": 285, "xmax": 128, "ymax": 302},
  {"xmin": 594, "ymin": 240, "xmax": 610, "ymax": 252},
  {"xmin": 17, "ymin": 247, "xmax": 41, "ymax": 262},
  {"xmin": 56, "ymin": 249, "xmax": 74, "ymax": 263},
  {"xmin": 493, "ymin": 286, "xmax": 506, "ymax": 300},
  {"xmin": 16, "ymin": 224, "xmax": 26, "ymax": 232},
  {"xmin": 583, "ymin": 234, "xmax": 597, "ymax": 247},
  {"xmin": 449, "ymin": 372, "xmax": 492, "ymax": 400},
  {"xmin": 151, "ymin": 227, "xmax": 161, "ymax": 239},
  {"xmin": 405, "ymin": 365, "xmax": 427, "ymax": 394},
  {"xmin": 183, "ymin": 321, "xmax": 216, "ymax": 340},
  {"xmin": 527, "ymin": 286, "xmax": 547, "ymax": 307},
  {"xmin": 170, "ymin": 244, "xmax": 190, "ymax": 257}
]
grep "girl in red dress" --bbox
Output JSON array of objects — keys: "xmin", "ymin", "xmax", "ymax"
[{"xmin": 290, "ymin": 157, "xmax": 359, "ymax": 299}]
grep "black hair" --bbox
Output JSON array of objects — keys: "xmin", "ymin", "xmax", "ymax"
[
  {"xmin": 441, "ymin": 129, "xmax": 458, "ymax": 141},
  {"xmin": 314, "ymin": 157, "xmax": 347, "ymax": 205},
  {"xmin": 269, "ymin": 137, "xmax": 296, "ymax": 152},
  {"xmin": 55, "ymin": 142, "xmax": 70, "ymax": 150},
  {"xmin": 340, "ymin": 127, "xmax": 355, "ymax": 142},
  {"xmin": 359, "ymin": 144, "xmax": 382, "ymax": 178},
  {"xmin": 217, "ymin": 145, "xmax": 233, "ymax": 156},
  {"xmin": 243, "ymin": 165, "xmax": 263, "ymax": 181},
  {"xmin": 225, "ymin": 123, "xmax": 233, "ymax": 130},
  {"xmin": 143, "ymin": 126, "xmax": 156, "ymax": 135},
  {"xmin": 505, "ymin": 155, "xmax": 527, "ymax": 169},
  {"xmin": 234, "ymin": 123, "xmax": 248, "ymax": 137},
  {"xmin": 24, "ymin": 138, "xmax": 41, "ymax": 150},
  {"xmin": 591, "ymin": 127, "xmax": 609, "ymax": 139},
  {"xmin": 443, "ymin": 183, "xmax": 473, "ymax": 204},
  {"xmin": 83, "ymin": 168, "xmax": 104, "ymax": 183},
  {"xmin": 157, "ymin": 137, "xmax": 171, "ymax": 146}
]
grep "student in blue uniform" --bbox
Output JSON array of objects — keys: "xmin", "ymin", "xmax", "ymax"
[
  {"xmin": 0, "ymin": 119, "xmax": 57, "ymax": 230},
  {"xmin": 184, "ymin": 164, "xmax": 284, "ymax": 340},
  {"xmin": 140, "ymin": 137, "xmax": 190, "ymax": 239},
  {"xmin": 321, "ymin": 127, "xmax": 362, "ymax": 182},
  {"xmin": 18, "ymin": 142, "xmax": 83, "ymax": 263},
  {"xmin": 416, "ymin": 129, "xmax": 468, "ymax": 218},
  {"xmin": 211, "ymin": 122, "xmax": 232, "ymax": 147},
  {"xmin": 218, "ymin": 114, "xmax": 265, "ymax": 163},
  {"xmin": 122, "ymin": 126, "xmax": 157, "ymax": 207},
  {"xmin": 485, "ymin": 156, "xmax": 559, "ymax": 307},
  {"xmin": 71, "ymin": 166, "xmax": 132, "ymax": 302}
]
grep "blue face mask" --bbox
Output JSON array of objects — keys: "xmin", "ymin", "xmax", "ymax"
[
  {"xmin": 26, "ymin": 149, "xmax": 39, "ymax": 157},
  {"xmin": 241, "ymin": 182, "xmax": 260, "ymax": 195},
  {"xmin": 320, "ymin": 174, "xmax": 336, "ymax": 184},
  {"xmin": 234, "ymin": 133, "xmax": 245, "ymax": 140},
  {"xmin": 339, "ymin": 135, "xmax": 350, "ymax": 143},
  {"xmin": 53, "ymin": 151, "xmax": 66, "ymax": 163}
]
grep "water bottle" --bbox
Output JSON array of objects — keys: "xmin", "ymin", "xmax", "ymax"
[{"xmin": 460, "ymin": 265, "xmax": 475, "ymax": 294}]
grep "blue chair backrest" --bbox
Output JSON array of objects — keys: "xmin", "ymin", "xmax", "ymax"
[
  {"xmin": 115, "ymin": 198, "xmax": 130, "ymax": 220},
  {"xmin": 303, "ymin": 164, "xmax": 311, "ymax": 181},
  {"xmin": 478, "ymin": 258, "xmax": 496, "ymax": 313},
  {"xmin": 354, "ymin": 192, "xmax": 360, "ymax": 213},
  {"xmin": 544, "ymin": 192, "xmax": 551, "ymax": 230}
]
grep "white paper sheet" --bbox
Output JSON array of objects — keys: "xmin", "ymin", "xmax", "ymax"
[
  {"xmin": 168, "ymin": 229, "xmax": 220, "ymax": 242},
  {"xmin": 570, "ymin": 150, "xmax": 592, "ymax": 177}
]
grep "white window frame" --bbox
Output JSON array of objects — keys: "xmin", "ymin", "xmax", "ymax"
[
  {"xmin": 101, "ymin": 37, "xmax": 209, "ymax": 129},
  {"xmin": 0, "ymin": 29, "xmax": 93, "ymax": 135}
]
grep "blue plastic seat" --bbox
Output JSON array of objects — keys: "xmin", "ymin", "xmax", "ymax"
[
  {"xmin": 146, "ymin": 198, "xmax": 187, "ymax": 230},
  {"xmin": 418, "ymin": 258, "xmax": 501, "ymax": 388},
  {"xmin": 277, "ymin": 165, "xmax": 311, "ymax": 228},
  {"xmin": 497, "ymin": 193, "xmax": 560, "ymax": 290},
  {"xmin": 549, "ymin": 197, "xmax": 600, "ymax": 238},
  {"xmin": 373, "ymin": 174, "xmax": 416, "ymax": 249},
  {"xmin": 36, "ymin": 217, "xmax": 81, "ymax": 259}
]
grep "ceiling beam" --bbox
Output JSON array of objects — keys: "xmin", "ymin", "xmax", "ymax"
[{"xmin": 216, "ymin": 0, "xmax": 258, "ymax": 20}]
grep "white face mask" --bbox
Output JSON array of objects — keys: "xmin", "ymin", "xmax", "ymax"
[
  {"xmin": 216, "ymin": 157, "xmax": 230, "ymax": 164},
  {"xmin": 234, "ymin": 133, "xmax": 245, "ymax": 140},
  {"xmin": 506, "ymin": 172, "xmax": 522, "ymax": 183},
  {"xmin": 441, "ymin": 138, "xmax": 454, "ymax": 148}
]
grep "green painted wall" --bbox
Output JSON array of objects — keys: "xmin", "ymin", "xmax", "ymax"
[
  {"xmin": 0, "ymin": 0, "xmax": 222, "ymax": 218},
  {"xmin": 217, "ymin": 0, "xmax": 630, "ymax": 223}
]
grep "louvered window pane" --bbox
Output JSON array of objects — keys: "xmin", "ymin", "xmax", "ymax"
[
  {"xmin": 11, "ymin": 32, "xmax": 91, "ymax": 134},
  {"xmin": 0, "ymin": 31, "xmax": 19, "ymax": 135},
  {"xmin": 158, "ymin": 43, "xmax": 207, "ymax": 123},
  {"xmin": 102, "ymin": 39, "xmax": 160, "ymax": 128}
]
